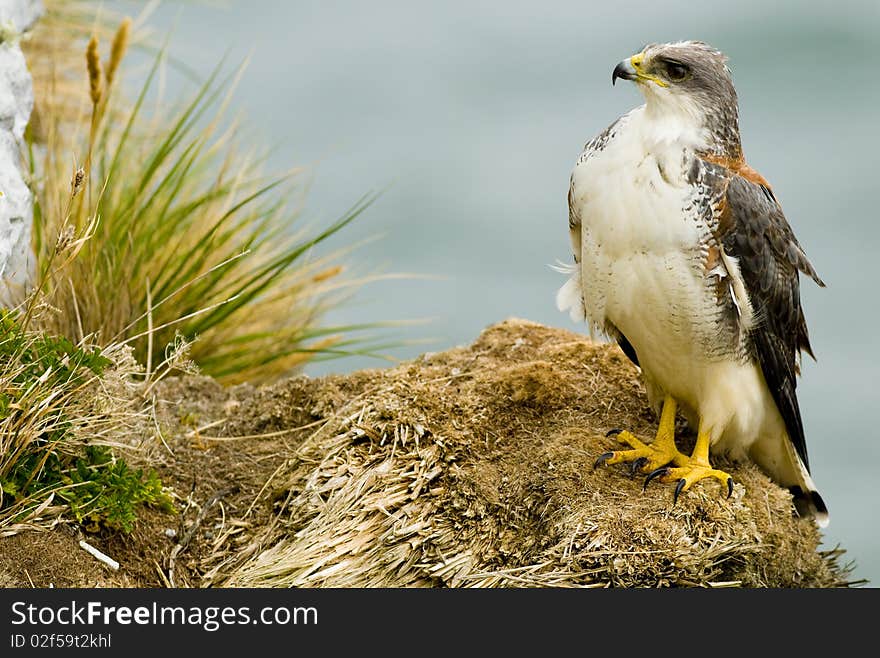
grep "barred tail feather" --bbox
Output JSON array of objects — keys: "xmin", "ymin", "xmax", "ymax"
[
  {"xmin": 780, "ymin": 431, "xmax": 829, "ymax": 528},
  {"xmin": 750, "ymin": 429, "xmax": 829, "ymax": 528},
  {"xmin": 781, "ymin": 426, "xmax": 829, "ymax": 527},
  {"xmin": 790, "ymin": 484, "xmax": 829, "ymax": 528}
]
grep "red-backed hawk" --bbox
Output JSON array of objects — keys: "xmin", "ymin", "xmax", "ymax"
[{"xmin": 558, "ymin": 41, "xmax": 828, "ymax": 525}]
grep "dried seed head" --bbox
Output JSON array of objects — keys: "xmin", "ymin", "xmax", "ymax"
[
  {"xmin": 105, "ymin": 18, "xmax": 132, "ymax": 87},
  {"xmin": 86, "ymin": 35, "xmax": 103, "ymax": 105},
  {"xmin": 55, "ymin": 225, "xmax": 76, "ymax": 252},
  {"xmin": 71, "ymin": 167, "xmax": 85, "ymax": 196}
]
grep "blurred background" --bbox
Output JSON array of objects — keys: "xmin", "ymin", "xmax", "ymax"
[{"xmin": 108, "ymin": 0, "xmax": 880, "ymax": 584}]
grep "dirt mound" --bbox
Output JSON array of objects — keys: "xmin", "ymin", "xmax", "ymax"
[{"xmin": 0, "ymin": 319, "xmax": 853, "ymax": 587}]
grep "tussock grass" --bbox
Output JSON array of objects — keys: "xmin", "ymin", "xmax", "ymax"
[
  {"xmin": 1, "ymin": 0, "xmax": 392, "ymax": 538},
  {"xmin": 25, "ymin": 2, "xmax": 386, "ymax": 384}
]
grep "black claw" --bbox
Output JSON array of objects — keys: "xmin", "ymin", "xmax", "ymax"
[
  {"xmin": 643, "ymin": 467, "xmax": 670, "ymax": 491},
  {"xmin": 727, "ymin": 478, "xmax": 734, "ymax": 499},
  {"xmin": 605, "ymin": 428, "xmax": 623, "ymax": 437},
  {"xmin": 594, "ymin": 452, "xmax": 614, "ymax": 470},
  {"xmin": 630, "ymin": 457, "xmax": 648, "ymax": 476},
  {"xmin": 673, "ymin": 479, "xmax": 686, "ymax": 505}
]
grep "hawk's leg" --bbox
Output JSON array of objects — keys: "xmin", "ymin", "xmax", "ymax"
[
  {"xmin": 594, "ymin": 395, "xmax": 688, "ymax": 474},
  {"xmin": 643, "ymin": 422, "xmax": 734, "ymax": 502}
]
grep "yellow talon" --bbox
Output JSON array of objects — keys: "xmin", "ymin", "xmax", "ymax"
[
  {"xmin": 595, "ymin": 395, "xmax": 688, "ymax": 474},
  {"xmin": 642, "ymin": 425, "xmax": 735, "ymax": 502},
  {"xmin": 595, "ymin": 396, "xmax": 736, "ymax": 502}
]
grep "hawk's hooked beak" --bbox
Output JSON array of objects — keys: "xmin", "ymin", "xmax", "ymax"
[
  {"xmin": 612, "ymin": 53, "xmax": 669, "ymax": 88},
  {"xmin": 612, "ymin": 58, "xmax": 637, "ymax": 85}
]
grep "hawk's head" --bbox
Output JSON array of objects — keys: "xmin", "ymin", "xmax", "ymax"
[{"xmin": 612, "ymin": 41, "xmax": 740, "ymax": 154}]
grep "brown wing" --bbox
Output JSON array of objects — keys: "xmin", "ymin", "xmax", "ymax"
[{"xmin": 718, "ymin": 173, "xmax": 824, "ymax": 470}]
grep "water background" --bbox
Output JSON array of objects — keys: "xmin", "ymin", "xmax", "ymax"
[{"xmin": 109, "ymin": 0, "xmax": 880, "ymax": 584}]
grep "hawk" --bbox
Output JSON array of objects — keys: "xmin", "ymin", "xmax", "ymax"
[{"xmin": 557, "ymin": 41, "xmax": 828, "ymax": 525}]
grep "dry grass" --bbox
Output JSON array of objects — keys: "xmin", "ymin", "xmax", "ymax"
[
  {"xmin": 0, "ymin": 319, "xmax": 855, "ymax": 587},
  {"xmin": 176, "ymin": 319, "xmax": 851, "ymax": 588}
]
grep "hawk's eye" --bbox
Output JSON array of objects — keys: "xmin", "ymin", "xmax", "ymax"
[{"xmin": 664, "ymin": 61, "xmax": 689, "ymax": 81}]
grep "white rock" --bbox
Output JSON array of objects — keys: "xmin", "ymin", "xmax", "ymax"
[{"xmin": 0, "ymin": 0, "xmax": 42, "ymax": 307}]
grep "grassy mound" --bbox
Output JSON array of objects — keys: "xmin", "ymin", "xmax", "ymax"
[
  {"xmin": 207, "ymin": 318, "xmax": 848, "ymax": 587},
  {"xmin": 0, "ymin": 319, "xmax": 852, "ymax": 587}
]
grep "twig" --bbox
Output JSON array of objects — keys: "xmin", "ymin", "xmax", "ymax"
[
  {"xmin": 191, "ymin": 419, "xmax": 326, "ymax": 442},
  {"xmin": 79, "ymin": 539, "xmax": 120, "ymax": 571},
  {"xmin": 145, "ymin": 277, "xmax": 154, "ymax": 380}
]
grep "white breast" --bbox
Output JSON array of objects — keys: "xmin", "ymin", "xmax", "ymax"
[
  {"xmin": 572, "ymin": 109, "xmax": 707, "ymax": 337},
  {"xmin": 562, "ymin": 106, "xmax": 734, "ymax": 409}
]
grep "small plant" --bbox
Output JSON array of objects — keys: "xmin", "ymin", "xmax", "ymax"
[
  {"xmin": 54, "ymin": 446, "xmax": 171, "ymax": 533},
  {"xmin": 0, "ymin": 310, "xmax": 172, "ymax": 533}
]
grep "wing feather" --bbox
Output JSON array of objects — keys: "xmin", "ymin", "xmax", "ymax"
[{"xmin": 717, "ymin": 173, "xmax": 822, "ymax": 469}]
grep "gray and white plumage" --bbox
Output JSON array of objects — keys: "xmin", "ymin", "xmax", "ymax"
[{"xmin": 557, "ymin": 41, "xmax": 828, "ymax": 523}]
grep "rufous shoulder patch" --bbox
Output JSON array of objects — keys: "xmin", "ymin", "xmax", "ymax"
[{"xmin": 701, "ymin": 152, "xmax": 772, "ymax": 190}]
